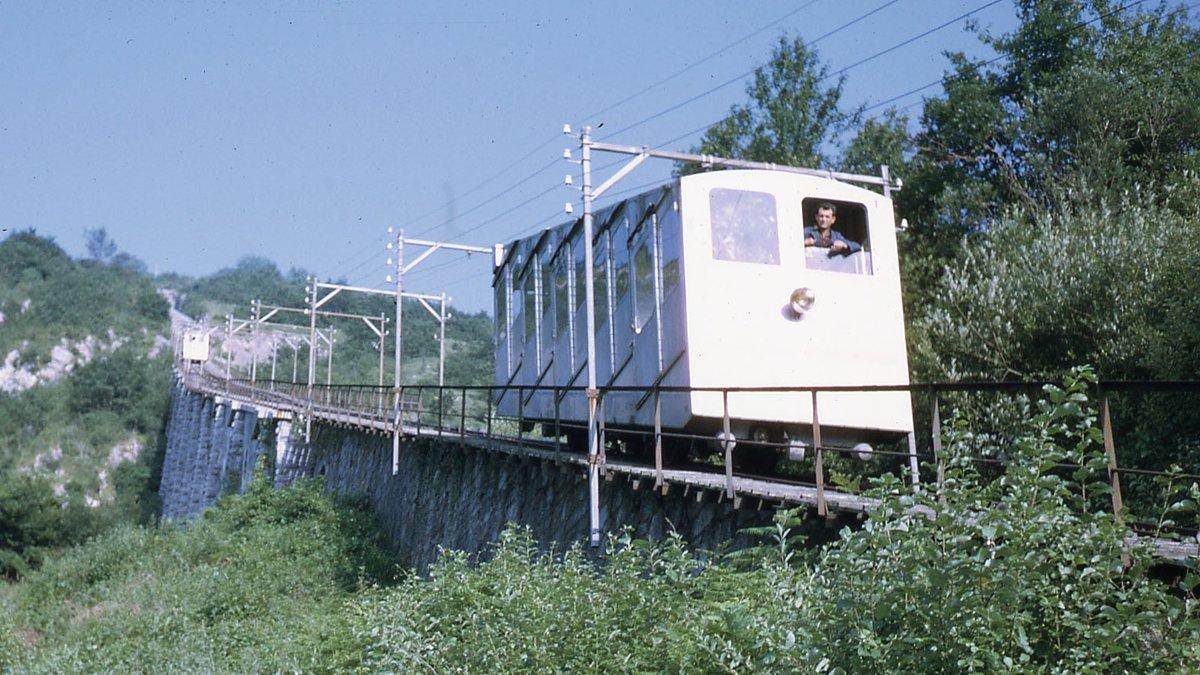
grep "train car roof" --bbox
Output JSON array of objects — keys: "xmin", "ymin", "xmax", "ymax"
[{"xmin": 491, "ymin": 168, "xmax": 890, "ymax": 283}]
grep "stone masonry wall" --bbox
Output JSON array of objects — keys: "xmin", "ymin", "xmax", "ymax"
[{"xmin": 159, "ymin": 381, "xmax": 778, "ymax": 570}]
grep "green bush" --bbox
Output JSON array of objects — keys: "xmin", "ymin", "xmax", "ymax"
[
  {"xmin": 797, "ymin": 369, "xmax": 1200, "ymax": 671},
  {"xmin": 6, "ymin": 478, "xmax": 392, "ymax": 672}
]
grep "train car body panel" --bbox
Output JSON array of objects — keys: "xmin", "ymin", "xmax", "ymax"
[
  {"xmin": 493, "ymin": 168, "xmax": 912, "ymax": 449},
  {"xmin": 678, "ymin": 170, "xmax": 912, "ymax": 439}
]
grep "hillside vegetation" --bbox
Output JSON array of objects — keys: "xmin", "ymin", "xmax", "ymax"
[{"xmin": 0, "ymin": 231, "xmax": 172, "ymax": 577}]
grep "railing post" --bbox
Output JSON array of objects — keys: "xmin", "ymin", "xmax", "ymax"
[
  {"xmin": 1100, "ymin": 394, "xmax": 1129, "ymax": 566},
  {"xmin": 597, "ymin": 389, "xmax": 606, "ymax": 470},
  {"xmin": 723, "ymin": 389, "xmax": 734, "ymax": 500},
  {"xmin": 486, "ymin": 392, "xmax": 493, "ymax": 439},
  {"xmin": 553, "ymin": 389, "xmax": 562, "ymax": 453},
  {"xmin": 517, "ymin": 386, "xmax": 525, "ymax": 449},
  {"xmin": 653, "ymin": 388, "xmax": 663, "ymax": 489},
  {"xmin": 1101, "ymin": 396, "xmax": 1125, "ymax": 518},
  {"xmin": 460, "ymin": 386, "xmax": 467, "ymax": 446},
  {"xmin": 812, "ymin": 390, "xmax": 827, "ymax": 517},
  {"xmin": 932, "ymin": 395, "xmax": 946, "ymax": 506}
]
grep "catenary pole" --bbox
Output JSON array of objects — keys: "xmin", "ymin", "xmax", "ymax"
[{"xmin": 580, "ymin": 126, "xmax": 602, "ymax": 547}]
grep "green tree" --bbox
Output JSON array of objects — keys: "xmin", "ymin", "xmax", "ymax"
[
  {"xmin": 83, "ymin": 227, "xmax": 117, "ymax": 263},
  {"xmin": 841, "ymin": 108, "xmax": 913, "ymax": 182},
  {"xmin": 900, "ymin": 0, "xmax": 1200, "ymax": 249},
  {"xmin": 687, "ymin": 35, "xmax": 854, "ymax": 172}
]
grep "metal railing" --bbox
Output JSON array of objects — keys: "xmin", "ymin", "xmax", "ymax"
[{"xmin": 178, "ymin": 365, "xmax": 1200, "ymax": 541}]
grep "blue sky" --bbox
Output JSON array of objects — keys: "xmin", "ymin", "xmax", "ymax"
[{"xmin": 1, "ymin": 1, "xmax": 1020, "ymax": 312}]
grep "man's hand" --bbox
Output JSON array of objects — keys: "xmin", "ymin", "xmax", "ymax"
[
  {"xmin": 832, "ymin": 240, "xmax": 849, "ymax": 252},
  {"xmin": 804, "ymin": 236, "xmax": 815, "ymax": 245}
]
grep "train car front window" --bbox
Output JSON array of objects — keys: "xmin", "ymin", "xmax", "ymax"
[
  {"xmin": 801, "ymin": 198, "xmax": 873, "ymax": 275},
  {"xmin": 709, "ymin": 188, "xmax": 780, "ymax": 265}
]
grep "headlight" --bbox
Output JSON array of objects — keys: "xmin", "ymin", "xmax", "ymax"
[{"xmin": 790, "ymin": 287, "xmax": 816, "ymax": 315}]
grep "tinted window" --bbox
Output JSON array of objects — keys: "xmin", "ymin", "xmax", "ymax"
[{"xmin": 710, "ymin": 188, "xmax": 780, "ymax": 264}]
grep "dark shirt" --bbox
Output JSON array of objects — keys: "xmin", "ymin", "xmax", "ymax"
[{"xmin": 803, "ymin": 227, "xmax": 862, "ymax": 254}]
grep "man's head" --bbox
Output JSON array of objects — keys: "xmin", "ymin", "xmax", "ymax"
[{"xmin": 816, "ymin": 202, "xmax": 837, "ymax": 233}]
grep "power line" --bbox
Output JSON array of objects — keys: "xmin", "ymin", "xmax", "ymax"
[
  {"xmin": 402, "ymin": 6, "xmax": 831, "ymax": 243},
  {"xmin": 404, "ymin": 133, "xmax": 561, "ymax": 229},
  {"xmin": 598, "ymin": 0, "xmax": 908, "ymax": 141},
  {"xmin": 409, "ymin": 155, "xmax": 561, "ymax": 239},
  {"xmin": 859, "ymin": 0, "xmax": 1151, "ymax": 115},
  {"xmin": 580, "ymin": 0, "xmax": 827, "ymax": 121},
  {"xmin": 613, "ymin": 0, "xmax": 1015, "ymax": 155}
]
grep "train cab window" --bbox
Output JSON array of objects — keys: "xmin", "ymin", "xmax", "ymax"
[
  {"xmin": 801, "ymin": 198, "xmax": 873, "ymax": 275},
  {"xmin": 709, "ymin": 188, "xmax": 780, "ymax": 265}
]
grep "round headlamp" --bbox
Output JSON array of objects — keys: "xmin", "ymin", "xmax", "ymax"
[{"xmin": 790, "ymin": 287, "xmax": 816, "ymax": 315}]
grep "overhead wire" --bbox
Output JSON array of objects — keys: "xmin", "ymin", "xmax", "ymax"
[
  {"xmin": 580, "ymin": 0, "xmax": 828, "ymax": 121},
  {"xmin": 858, "ymin": 0, "xmax": 1152, "ymax": 115},
  {"xmin": 391, "ymin": 1, "xmax": 835, "ymax": 246},
  {"xmin": 598, "ymin": 0, "xmax": 908, "ymax": 141}
]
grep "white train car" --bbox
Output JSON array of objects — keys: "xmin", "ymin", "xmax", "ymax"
[{"xmin": 493, "ymin": 168, "xmax": 913, "ymax": 459}]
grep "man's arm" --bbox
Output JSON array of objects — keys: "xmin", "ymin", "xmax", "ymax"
[{"xmin": 832, "ymin": 231, "xmax": 861, "ymax": 254}]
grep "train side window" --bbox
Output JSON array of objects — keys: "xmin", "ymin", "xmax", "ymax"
[
  {"xmin": 573, "ymin": 237, "xmax": 588, "ymax": 355},
  {"xmin": 540, "ymin": 251, "xmax": 553, "ymax": 336},
  {"xmin": 554, "ymin": 252, "xmax": 569, "ymax": 338},
  {"xmin": 632, "ymin": 224, "xmax": 655, "ymax": 332},
  {"xmin": 593, "ymin": 233, "xmax": 609, "ymax": 330},
  {"xmin": 523, "ymin": 268, "xmax": 537, "ymax": 346},
  {"xmin": 801, "ymin": 198, "xmax": 872, "ymax": 275},
  {"xmin": 494, "ymin": 274, "xmax": 507, "ymax": 347},
  {"xmin": 574, "ymin": 239, "xmax": 586, "ymax": 313},
  {"xmin": 660, "ymin": 200, "xmax": 681, "ymax": 299},
  {"xmin": 613, "ymin": 218, "xmax": 630, "ymax": 306},
  {"xmin": 510, "ymin": 277, "xmax": 523, "ymax": 349},
  {"xmin": 709, "ymin": 188, "xmax": 780, "ymax": 265}
]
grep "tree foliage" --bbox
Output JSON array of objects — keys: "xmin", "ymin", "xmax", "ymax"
[
  {"xmin": 901, "ymin": 0, "xmax": 1200, "ymax": 247},
  {"xmin": 688, "ymin": 35, "xmax": 855, "ymax": 172}
]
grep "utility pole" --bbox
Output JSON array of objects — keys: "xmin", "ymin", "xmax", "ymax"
[
  {"xmin": 250, "ymin": 299, "xmax": 261, "ymax": 385},
  {"xmin": 577, "ymin": 124, "xmax": 602, "ymax": 548},
  {"xmin": 326, "ymin": 326, "xmax": 336, "ymax": 385},
  {"xmin": 378, "ymin": 313, "xmax": 388, "ymax": 387},
  {"xmin": 438, "ymin": 293, "xmax": 447, "ymax": 387}
]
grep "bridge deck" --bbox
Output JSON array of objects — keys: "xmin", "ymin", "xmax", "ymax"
[{"xmin": 181, "ymin": 371, "xmax": 1199, "ymax": 563}]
